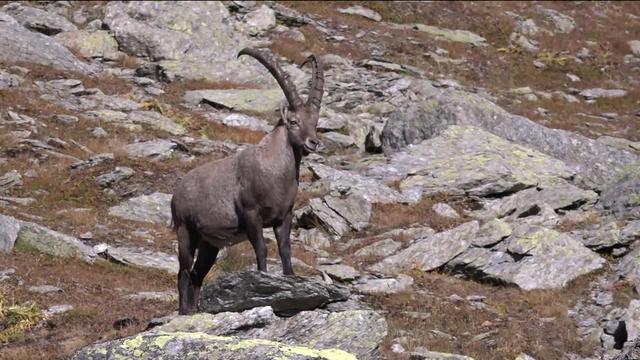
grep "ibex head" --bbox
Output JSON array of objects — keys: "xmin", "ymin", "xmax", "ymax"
[{"xmin": 238, "ymin": 48, "xmax": 324, "ymax": 155}]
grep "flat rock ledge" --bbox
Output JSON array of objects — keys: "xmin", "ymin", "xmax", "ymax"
[{"xmin": 74, "ymin": 304, "xmax": 387, "ymax": 360}]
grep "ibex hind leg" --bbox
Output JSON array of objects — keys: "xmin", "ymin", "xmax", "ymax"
[
  {"xmin": 191, "ymin": 241, "xmax": 219, "ymax": 309},
  {"xmin": 177, "ymin": 224, "xmax": 197, "ymax": 315}
]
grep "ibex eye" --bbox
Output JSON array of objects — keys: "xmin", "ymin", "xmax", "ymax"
[{"xmin": 289, "ymin": 120, "xmax": 298, "ymax": 126}]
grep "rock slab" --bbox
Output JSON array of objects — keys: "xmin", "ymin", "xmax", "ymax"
[{"xmin": 199, "ymin": 270, "xmax": 350, "ymax": 316}]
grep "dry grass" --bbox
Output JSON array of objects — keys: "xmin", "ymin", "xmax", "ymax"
[
  {"xmin": 0, "ymin": 250, "xmax": 175, "ymax": 360},
  {"xmin": 370, "ymin": 195, "xmax": 470, "ymax": 233},
  {"xmin": 371, "ymin": 271, "xmax": 599, "ymax": 360},
  {"xmin": 81, "ymin": 75, "xmax": 132, "ymax": 96}
]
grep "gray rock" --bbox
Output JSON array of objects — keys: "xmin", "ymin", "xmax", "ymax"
[
  {"xmin": 75, "ymin": 305, "xmax": 386, "ymax": 360},
  {"xmin": 96, "ymin": 167, "xmax": 135, "ymax": 188},
  {"xmin": 538, "ymin": 8, "xmax": 576, "ymax": 33},
  {"xmin": 369, "ymin": 221, "xmax": 479, "ymax": 275},
  {"xmin": 0, "ymin": 69, "xmax": 23, "ymax": 89},
  {"xmin": 323, "ymin": 194, "xmax": 372, "ymax": 232},
  {"xmin": 0, "ymin": 12, "xmax": 92, "ymax": 73},
  {"xmin": 615, "ymin": 247, "xmax": 640, "ymax": 289},
  {"xmin": 318, "ymin": 110, "xmax": 349, "ymax": 131},
  {"xmin": 103, "ymin": 1, "xmax": 269, "ymax": 84},
  {"xmin": 337, "ymin": 5, "xmax": 382, "ymax": 22},
  {"xmin": 70, "ymin": 153, "xmax": 114, "ymax": 170},
  {"xmin": 472, "ymin": 219, "xmax": 512, "ymax": 247},
  {"xmin": 2, "ymin": 3, "xmax": 77, "ymax": 35},
  {"xmin": 126, "ymin": 291, "xmax": 177, "ymax": 302},
  {"xmin": 599, "ymin": 167, "xmax": 640, "ymax": 219},
  {"xmin": 613, "ymin": 336, "xmax": 640, "ymax": 359},
  {"xmin": 355, "ymin": 274, "xmax": 414, "ymax": 295},
  {"xmin": 391, "ymin": 23, "xmax": 487, "ymax": 46},
  {"xmin": 54, "ymin": 30, "xmax": 121, "ymax": 60},
  {"xmin": 220, "ymin": 113, "xmax": 272, "ymax": 132},
  {"xmin": 199, "ymin": 270, "xmax": 350, "ymax": 316},
  {"xmin": 98, "ymin": 245, "xmax": 178, "ymax": 274},
  {"xmin": 44, "ymin": 304, "xmax": 73, "ymax": 316},
  {"xmin": 409, "ymin": 347, "xmax": 474, "ymax": 360},
  {"xmin": 108, "ymin": 192, "xmax": 172, "ymax": 225},
  {"xmin": 180, "ymin": 136, "xmax": 239, "ymax": 156},
  {"xmin": 90, "ymin": 127, "xmax": 108, "ymax": 138},
  {"xmin": 297, "ymin": 198, "xmax": 350, "ymax": 237},
  {"xmin": 625, "ymin": 300, "xmax": 640, "ymax": 342},
  {"xmin": 578, "ymin": 220, "xmax": 640, "ymax": 250},
  {"xmin": 322, "ymin": 131, "xmax": 357, "ymax": 149},
  {"xmin": 28, "ymin": 285, "xmax": 63, "ymax": 294},
  {"xmin": 476, "ymin": 183, "xmax": 598, "ymax": 220},
  {"xmin": 630, "ymin": 40, "xmax": 640, "ymax": 57},
  {"xmin": 244, "ymin": 5, "xmax": 276, "ymax": 33},
  {"xmin": 510, "ymin": 33, "xmax": 539, "ymax": 54},
  {"xmin": 449, "ymin": 225, "xmax": 605, "ymax": 290},
  {"xmin": 353, "ymin": 239, "xmax": 401, "ymax": 259},
  {"xmin": 380, "ymin": 88, "xmax": 639, "ymax": 186},
  {"xmin": 16, "ymin": 221, "xmax": 95, "ymax": 262},
  {"xmin": 317, "ymin": 264, "xmax": 360, "ymax": 282},
  {"xmin": 372, "ymin": 126, "xmax": 576, "ymax": 200},
  {"xmin": 309, "ymin": 163, "xmax": 408, "ymax": 204},
  {"xmin": 127, "ymin": 111, "xmax": 186, "ymax": 135},
  {"xmin": 52, "ymin": 114, "xmax": 79, "ymax": 124},
  {"xmin": 125, "ymin": 139, "xmax": 178, "ymax": 160},
  {"xmin": 0, "ymin": 170, "xmax": 22, "ymax": 193},
  {"xmin": 433, "ymin": 203, "xmax": 460, "ymax": 219},
  {"xmin": 515, "ymin": 18, "xmax": 539, "ymax": 36},
  {"xmin": 0, "ymin": 214, "xmax": 20, "ymax": 252},
  {"xmin": 297, "ymin": 228, "xmax": 331, "ymax": 251},
  {"xmin": 185, "ymin": 89, "xmax": 283, "ymax": 114},
  {"xmin": 597, "ymin": 136, "xmax": 640, "ymax": 152},
  {"xmin": 579, "ymin": 88, "xmax": 628, "ymax": 100}
]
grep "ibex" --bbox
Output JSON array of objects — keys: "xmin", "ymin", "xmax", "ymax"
[{"xmin": 171, "ymin": 48, "xmax": 324, "ymax": 315}]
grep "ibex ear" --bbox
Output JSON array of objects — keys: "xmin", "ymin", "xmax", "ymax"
[{"xmin": 280, "ymin": 101, "xmax": 289, "ymax": 122}]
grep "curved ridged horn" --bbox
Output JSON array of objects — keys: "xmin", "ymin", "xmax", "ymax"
[
  {"xmin": 299, "ymin": 54, "xmax": 324, "ymax": 111},
  {"xmin": 238, "ymin": 48, "xmax": 303, "ymax": 110}
]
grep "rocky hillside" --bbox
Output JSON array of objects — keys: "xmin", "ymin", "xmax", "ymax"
[{"xmin": 1, "ymin": 1, "xmax": 640, "ymax": 359}]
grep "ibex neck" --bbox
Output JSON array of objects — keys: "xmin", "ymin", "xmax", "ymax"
[{"xmin": 263, "ymin": 125, "xmax": 302, "ymax": 180}]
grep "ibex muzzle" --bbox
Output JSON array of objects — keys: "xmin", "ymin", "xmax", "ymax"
[{"xmin": 171, "ymin": 48, "xmax": 324, "ymax": 315}]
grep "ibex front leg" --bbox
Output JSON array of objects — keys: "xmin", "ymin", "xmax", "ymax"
[
  {"xmin": 274, "ymin": 211, "xmax": 294, "ymax": 275},
  {"xmin": 244, "ymin": 210, "xmax": 268, "ymax": 272}
]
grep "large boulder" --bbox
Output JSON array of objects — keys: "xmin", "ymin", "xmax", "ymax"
[
  {"xmin": 54, "ymin": 30, "xmax": 122, "ymax": 61},
  {"xmin": 598, "ymin": 166, "xmax": 640, "ymax": 219},
  {"xmin": 0, "ymin": 12, "xmax": 93, "ymax": 73},
  {"xmin": 199, "ymin": 270, "xmax": 350, "ymax": 316},
  {"xmin": 448, "ymin": 225, "xmax": 605, "ymax": 290},
  {"xmin": 102, "ymin": 1, "xmax": 270, "ymax": 84},
  {"xmin": 96, "ymin": 245, "xmax": 178, "ymax": 274},
  {"xmin": 369, "ymin": 126, "xmax": 579, "ymax": 200},
  {"xmin": 0, "ymin": 214, "xmax": 20, "ymax": 252},
  {"xmin": 184, "ymin": 89, "xmax": 282, "ymax": 114},
  {"xmin": 369, "ymin": 221, "xmax": 479, "ymax": 275},
  {"xmin": 381, "ymin": 87, "xmax": 639, "ymax": 186},
  {"xmin": 308, "ymin": 163, "xmax": 409, "ymax": 204},
  {"xmin": 108, "ymin": 192, "xmax": 172, "ymax": 225},
  {"xmin": 1, "ymin": 3, "xmax": 77, "ymax": 35},
  {"xmin": 74, "ymin": 305, "xmax": 387, "ymax": 360},
  {"xmin": 14, "ymin": 221, "xmax": 95, "ymax": 262}
]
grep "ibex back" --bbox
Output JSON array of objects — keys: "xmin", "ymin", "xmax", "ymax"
[{"xmin": 171, "ymin": 48, "xmax": 324, "ymax": 315}]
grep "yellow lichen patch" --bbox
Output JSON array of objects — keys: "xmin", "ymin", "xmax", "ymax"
[
  {"xmin": 225, "ymin": 337, "xmax": 357, "ymax": 360},
  {"xmin": 121, "ymin": 335, "xmax": 144, "ymax": 350},
  {"xmin": 153, "ymin": 334, "xmax": 174, "ymax": 348}
]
